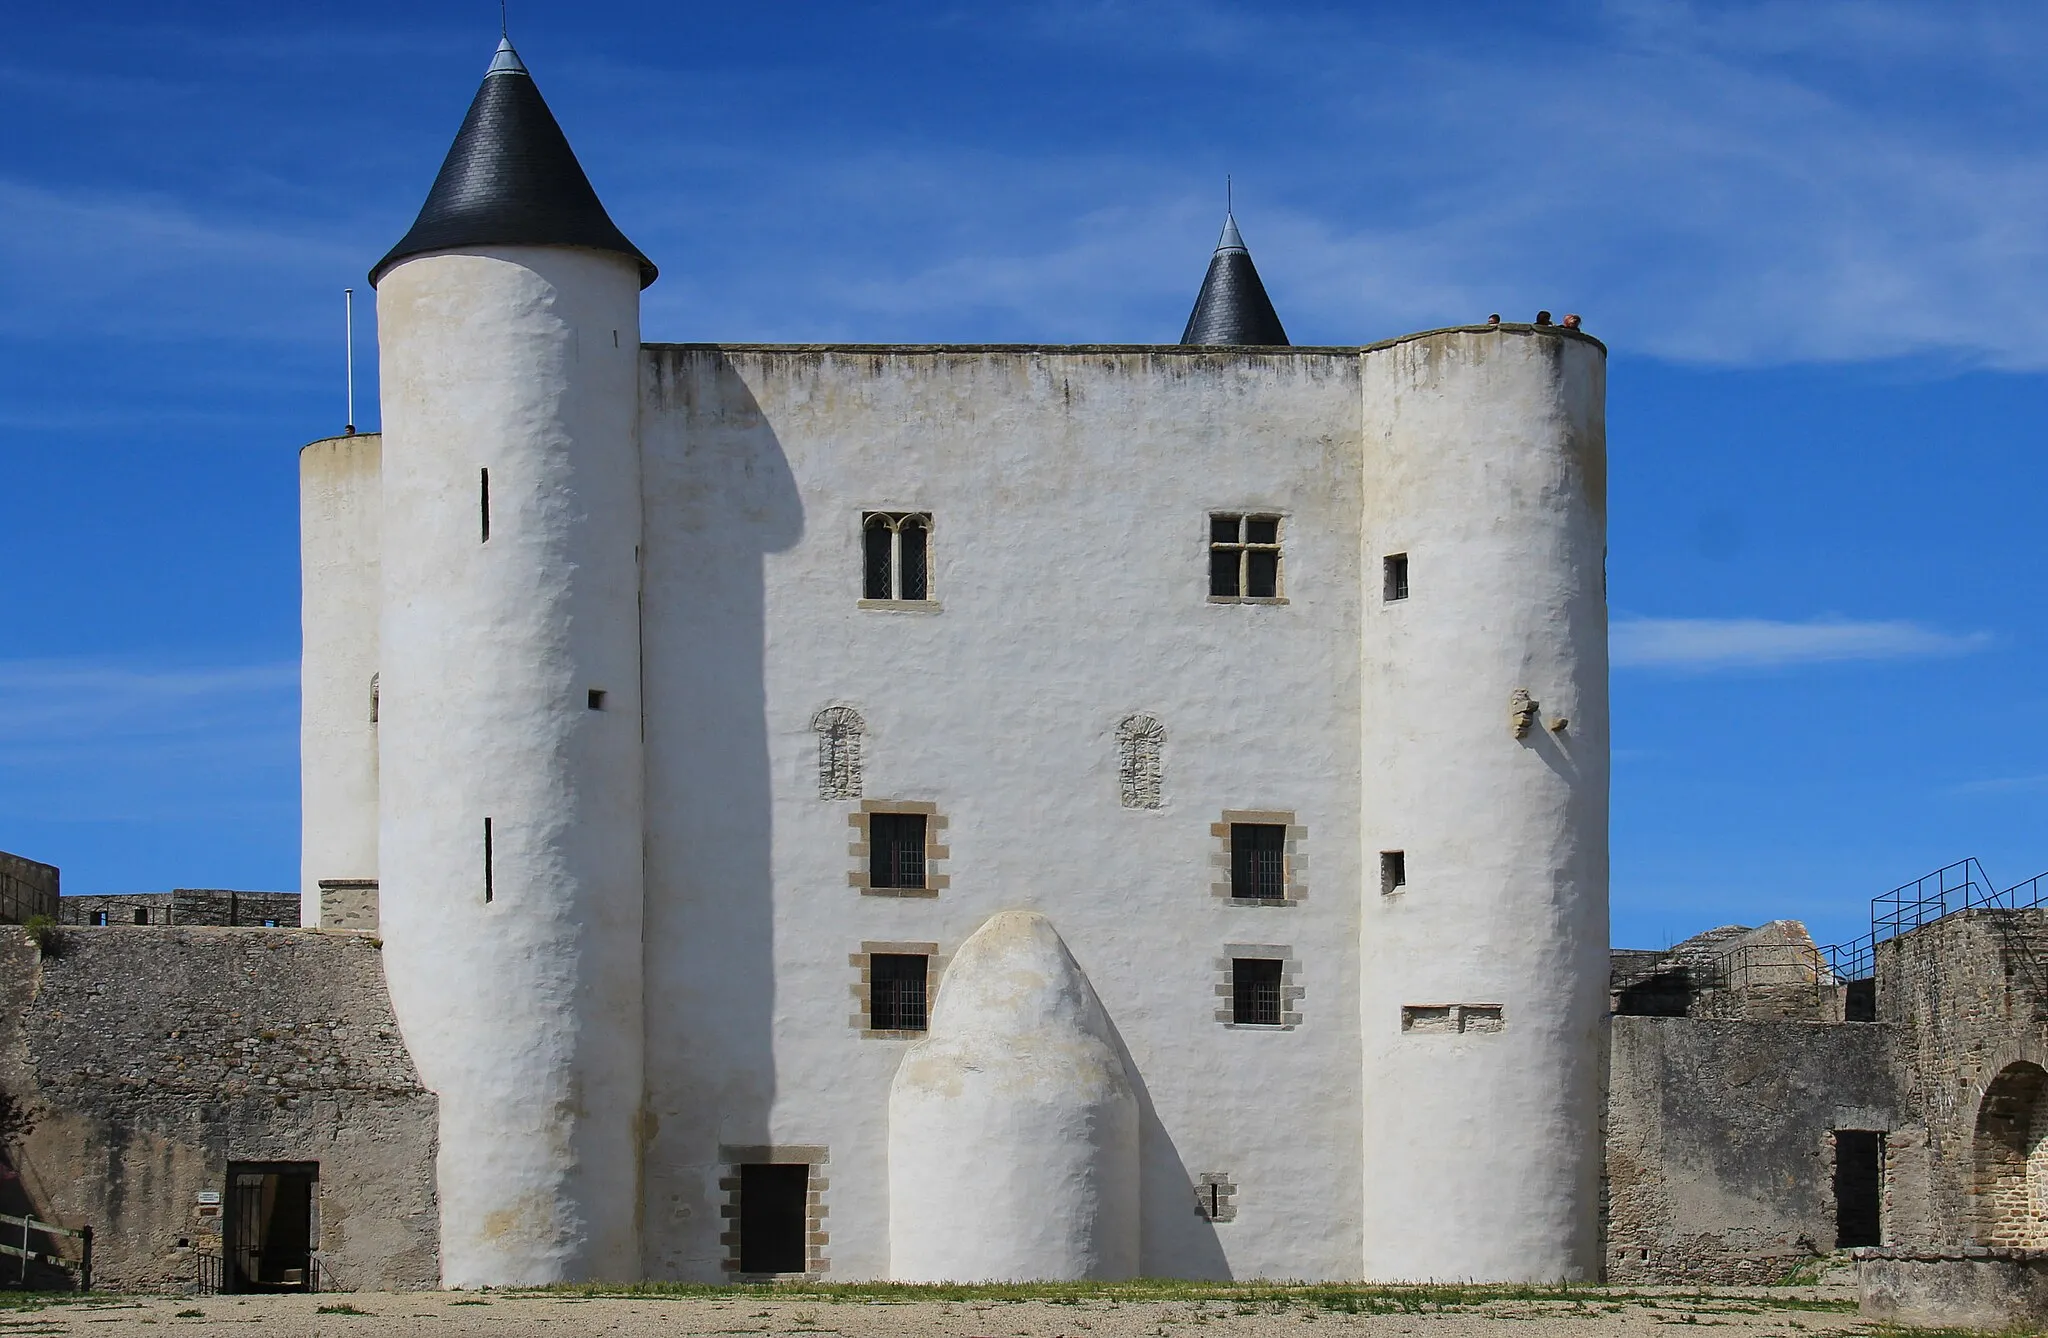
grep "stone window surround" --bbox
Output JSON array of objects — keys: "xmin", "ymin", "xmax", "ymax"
[
  {"xmin": 848, "ymin": 801, "xmax": 950, "ymax": 898},
  {"xmin": 1206, "ymin": 511, "xmax": 1289, "ymax": 606},
  {"xmin": 858, "ymin": 510, "xmax": 940, "ymax": 612},
  {"xmin": 1211, "ymin": 810, "xmax": 1307, "ymax": 906},
  {"xmin": 849, "ymin": 941, "xmax": 947, "ymax": 1038},
  {"xmin": 1193, "ymin": 1171, "xmax": 1239, "ymax": 1223},
  {"xmin": 1215, "ymin": 946, "xmax": 1304, "ymax": 1030},
  {"xmin": 717, "ymin": 1144, "xmax": 829, "ymax": 1279}
]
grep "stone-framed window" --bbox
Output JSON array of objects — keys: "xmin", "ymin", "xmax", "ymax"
[
  {"xmin": 1193, "ymin": 1172, "xmax": 1238, "ymax": 1223},
  {"xmin": 1400, "ymin": 1003, "xmax": 1505, "ymax": 1034},
  {"xmin": 1211, "ymin": 811, "xmax": 1306, "ymax": 905},
  {"xmin": 860, "ymin": 512, "xmax": 937, "ymax": 608},
  {"xmin": 1208, "ymin": 513, "xmax": 1285, "ymax": 603},
  {"xmin": 717, "ymin": 1145, "xmax": 829, "ymax": 1279},
  {"xmin": 1215, "ymin": 947, "xmax": 1303, "ymax": 1030},
  {"xmin": 1116, "ymin": 714, "xmax": 1166, "ymax": 809},
  {"xmin": 848, "ymin": 802, "xmax": 949, "ymax": 897},
  {"xmin": 849, "ymin": 941, "xmax": 945, "ymax": 1037},
  {"xmin": 812, "ymin": 706, "xmax": 865, "ymax": 800}
]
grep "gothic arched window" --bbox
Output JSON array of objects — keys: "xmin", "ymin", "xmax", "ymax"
[{"xmin": 813, "ymin": 706, "xmax": 866, "ymax": 800}]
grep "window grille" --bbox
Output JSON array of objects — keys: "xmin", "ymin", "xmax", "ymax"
[
  {"xmin": 869, "ymin": 813, "xmax": 927, "ymax": 890},
  {"xmin": 1230, "ymin": 824, "xmax": 1287, "ymax": 900},
  {"xmin": 869, "ymin": 953, "xmax": 929, "ymax": 1032},
  {"xmin": 1233, "ymin": 958, "xmax": 1284, "ymax": 1026},
  {"xmin": 1209, "ymin": 514, "xmax": 1282, "ymax": 599},
  {"xmin": 861, "ymin": 513, "xmax": 932, "ymax": 601}
]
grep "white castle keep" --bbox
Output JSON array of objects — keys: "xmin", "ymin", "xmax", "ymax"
[{"xmin": 299, "ymin": 38, "xmax": 1611, "ymax": 1287}]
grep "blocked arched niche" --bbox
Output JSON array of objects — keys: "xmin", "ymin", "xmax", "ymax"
[
  {"xmin": 1975, "ymin": 1061, "xmax": 2048, "ymax": 1244},
  {"xmin": 1116, "ymin": 714, "xmax": 1165, "ymax": 809},
  {"xmin": 813, "ymin": 706, "xmax": 865, "ymax": 800}
]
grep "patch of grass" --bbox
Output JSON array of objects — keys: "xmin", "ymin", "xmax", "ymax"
[
  {"xmin": 315, "ymin": 1302, "xmax": 368, "ymax": 1315},
  {"xmin": 449, "ymin": 1298, "xmax": 489, "ymax": 1305},
  {"xmin": 175, "ymin": 1309, "xmax": 204, "ymax": 1318}
]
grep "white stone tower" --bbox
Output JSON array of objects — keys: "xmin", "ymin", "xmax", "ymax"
[
  {"xmin": 369, "ymin": 38, "xmax": 654, "ymax": 1286},
  {"xmin": 1357, "ymin": 326, "xmax": 1610, "ymax": 1280}
]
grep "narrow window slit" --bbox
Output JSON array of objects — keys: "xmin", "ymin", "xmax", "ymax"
[
  {"xmin": 1381, "ymin": 851, "xmax": 1406, "ymax": 895},
  {"xmin": 1384, "ymin": 553, "xmax": 1409, "ymax": 601},
  {"xmin": 483, "ymin": 817, "xmax": 494, "ymax": 903},
  {"xmin": 480, "ymin": 468, "xmax": 491, "ymax": 543}
]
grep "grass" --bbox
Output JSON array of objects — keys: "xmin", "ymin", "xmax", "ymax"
[
  {"xmin": 515, "ymin": 1280, "xmax": 1856, "ymax": 1315},
  {"xmin": 315, "ymin": 1301, "xmax": 369, "ymax": 1315}
]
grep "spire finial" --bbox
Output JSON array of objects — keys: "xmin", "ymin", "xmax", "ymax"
[
  {"xmin": 500, "ymin": 0, "xmax": 508, "ymax": 38},
  {"xmin": 1227, "ymin": 173, "xmax": 1233, "ymax": 217}
]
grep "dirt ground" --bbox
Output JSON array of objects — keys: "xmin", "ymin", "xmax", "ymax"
[{"xmin": 0, "ymin": 1286, "xmax": 1878, "ymax": 1338}]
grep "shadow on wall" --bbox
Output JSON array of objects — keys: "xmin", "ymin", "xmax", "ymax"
[
  {"xmin": 1097, "ymin": 1006, "xmax": 1233, "ymax": 1279},
  {"xmin": 638, "ymin": 351, "xmax": 803, "ymax": 1280}
]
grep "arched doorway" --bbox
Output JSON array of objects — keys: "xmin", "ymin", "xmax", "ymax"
[{"xmin": 1975, "ymin": 1062, "xmax": 2048, "ymax": 1244}]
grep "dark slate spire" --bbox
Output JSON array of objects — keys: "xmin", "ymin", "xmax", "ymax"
[
  {"xmin": 370, "ymin": 38, "xmax": 656, "ymax": 288},
  {"xmin": 1178, "ymin": 213, "xmax": 1288, "ymax": 346}
]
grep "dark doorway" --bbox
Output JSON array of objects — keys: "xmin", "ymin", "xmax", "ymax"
[
  {"xmin": 739, "ymin": 1163, "xmax": 808, "ymax": 1275},
  {"xmin": 1834, "ymin": 1130, "xmax": 1883, "ymax": 1247},
  {"xmin": 224, "ymin": 1162, "xmax": 317, "ymax": 1292}
]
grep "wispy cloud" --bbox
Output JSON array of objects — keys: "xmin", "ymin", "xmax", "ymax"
[
  {"xmin": 1948, "ymin": 774, "xmax": 2048, "ymax": 797},
  {"xmin": 1612, "ymin": 616, "xmax": 1994, "ymax": 669}
]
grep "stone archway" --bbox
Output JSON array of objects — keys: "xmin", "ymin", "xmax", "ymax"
[{"xmin": 1975, "ymin": 1061, "xmax": 2048, "ymax": 1244}]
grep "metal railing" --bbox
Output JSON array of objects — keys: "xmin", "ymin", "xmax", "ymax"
[
  {"xmin": 0, "ymin": 1211, "xmax": 90, "ymax": 1291},
  {"xmin": 1823, "ymin": 859, "xmax": 2043, "ymax": 983}
]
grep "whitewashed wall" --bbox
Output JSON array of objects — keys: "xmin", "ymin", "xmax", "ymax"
[
  {"xmin": 638, "ymin": 345, "xmax": 1368, "ymax": 1282},
  {"xmin": 1358, "ymin": 327, "xmax": 1610, "ymax": 1281},
  {"xmin": 299, "ymin": 431, "xmax": 383, "ymax": 925},
  {"xmin": 375, "ymin": 246, "xmax": 646, "ymax": 1286}
]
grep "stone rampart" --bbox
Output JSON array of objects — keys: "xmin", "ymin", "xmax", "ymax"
[{"xmin": 0, "ymin": 926, "xmax": 436, "ymax": 1292}]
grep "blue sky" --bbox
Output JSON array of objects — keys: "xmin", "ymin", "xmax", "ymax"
[{"xmin": 1, "ymin": 1, "xmax": 2042, "ymax": 949}]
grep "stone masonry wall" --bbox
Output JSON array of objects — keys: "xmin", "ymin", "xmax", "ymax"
[
  {"xmin": 1605, "ymin": 1015, "xmax": 1903, "ymax": 1283},
  {"xmin": 59, "ymin": 892, "xmax": 302, "ymax": 928},
  {"xmin": 0, "ymin": 852, "xmax": 58, "ymax": 926},
  {"xmin": 0, "ymin": 926, "xmax": 437, "ymax": 1292},
  {"xmin": 1876, "ymin": 908, "xmax": 2048, "ymax": 1248}
]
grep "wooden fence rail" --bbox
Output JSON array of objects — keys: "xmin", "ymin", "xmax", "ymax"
[{"xmin": 0, "ymin": 1213, "xmax": 91, "ymax": 1291}]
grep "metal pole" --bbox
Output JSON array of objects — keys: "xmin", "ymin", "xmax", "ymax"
[{"xmin": 344, "ymin": 288, "xmax": 355, "ymax": 436}]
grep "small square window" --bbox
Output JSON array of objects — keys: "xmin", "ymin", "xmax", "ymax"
[
  {"xmin": 870, "ymin": 953, "xmax": 930, "ymax": 1032},
  {"xmin": 133, "ymin": 908, "xmax": 150, "ymax": 925},
  {"xmin": 862, "ymin": 513, "xmax": 933, "ymax": 602},
  {"xmin": 91, "ymin": 911, "xmax": 107, "ymax": 927},
  {"xmin": 1230, "ymin": 823, "xmax": 1287, "ymax": 901},
  {"xmin": 587, "ymin": 689, "xmax": 607, "ymax": 711},
  {"xmin": 869, "ymin": 813, "xmax": 928, "ymax": 890},
  {"xmin": 1383, "ymin": 553, "xmax": 1410, "ymax": 602},
  {"xmin": 1233, "ymin": 958, "xmax": 1284, "ymax": 1026},
  {"xmin": 1209, "ymin": 514, "xmax": 1283, "ymax": 601},
  {"xmin": 1380, "ymin": 851, "xmax": 1406, "ymax": 895}
]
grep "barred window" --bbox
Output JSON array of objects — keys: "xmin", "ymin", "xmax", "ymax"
[
  {"xmin": 1233, "ymin": 958, "xmax": 1284, "ymax": 1026},
  {"xmin": 1230, "ymin": 823, "xmax": 1287, "ymax": 901},
  {"xmin": 1209, "ymin": 514, "xmax": 1281, "ymax": 600},
  {"xmin": 870, "ymin": 953, "xmax": 930, "ymax": 1032},
  {"xmin": 869, "ymin": 813, "xmax": 927, "ymax": 890},
  {"xmin": 863, "ymin": 512, "xmax": 931, "ymax": 601}
]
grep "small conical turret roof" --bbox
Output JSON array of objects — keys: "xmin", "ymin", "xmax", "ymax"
[
  {"xmin": 370, "ymin": 38, "xmax": 656, "ymax": 288},
  {"xmin": 1178, "ymin": 212, "xmax": 1287, "ymax": 346}
]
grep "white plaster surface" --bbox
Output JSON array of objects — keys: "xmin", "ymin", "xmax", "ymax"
[
  {"xmin": 373, "ymin": 246, "xmax": 646, "ymax": 1286},
  {"xmin": 300, "ymin": 431, "xmax": 383, "ymax": 924},
  {"xmin": 637, "ymin": 345, "xmax": 1367, "ymax": 1283},
  {"xmin": 889, "ymin": 910, "xmax": 1139, "ymax": 1281},
  {"xmin": 1357, "ymin": 329, "xmax": 1610, "ymax": 1281}
]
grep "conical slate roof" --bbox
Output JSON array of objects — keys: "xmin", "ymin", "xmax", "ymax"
[
  {"xmin": 370, "ymin": 39, "xmax": 656, "ymax": 288},
  {"xmin": 1178, "ymin": 213, "xmax": 1287, "ymax": 346}
]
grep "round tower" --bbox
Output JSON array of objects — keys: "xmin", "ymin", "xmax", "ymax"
[
  {"xmin": 1357, "ymin": 325, "xmax": 1609, "ymax": 1281},
  {"xmin": 370, "ymin": 38, "xmax": 653, "ymax": 1286}
]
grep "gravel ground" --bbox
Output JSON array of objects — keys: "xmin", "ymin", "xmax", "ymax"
[{"xmin": 0, "ymin": 1287, "xmax": 1872, "ymax": 1338}]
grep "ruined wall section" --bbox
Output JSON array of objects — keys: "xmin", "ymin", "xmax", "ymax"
[
  {"xmin": 1876, "ymin": 908, "xmax": 2048, "ymax": 1247},
  {"xmin": 1605, "ymin": 1016, "xmax": 1903, "ymax": 1283},
  {"xmin": 0, "ymin": 928, "xmax": 437, "ymax": 1293}
]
